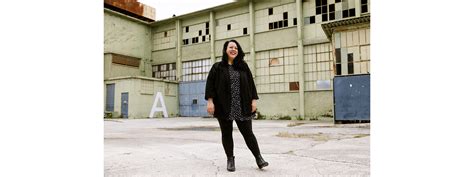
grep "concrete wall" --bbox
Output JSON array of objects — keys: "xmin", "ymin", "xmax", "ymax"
[
  {"xmin": 181, "ymin": 42, "xmax": 212, "ymax": 61},
  {"xmin": 152, "ymin": 48, "xmax": 177, "ymax": 64},
  {"xmin": 181, "ymin": 14, "xmax": 209, "ymax": 27},
  {"xmin": 152, "ymin": 21, "xmax": 176, "ymax": 51},
  {"xmin": 304, "ymin": 90, "xmax": 334, "ymax": 118},
  {"xmin": 254, "ymin": 27, "xmax": 297, "ymax": 51},
  {"xmin": 104, "ymin": 77, "xmax": 179, "ymax": 119},
  {"xmin": 256, "ymin": 92, "xmax": 300, "ymax": 118},
  {"xmin": 104, "ymin": 10, "xmax": 152, "ymax": 77},
  {"xmin": 104, "ymin": 54, "xmax": 141, "ymax": 79},
  {"xmin": 254, "ymin": 0, "xmax": 294, "ymax": 11},
  {"xmin": 215, "ymin": 4, "xmax": 248, "ymax": 19}
]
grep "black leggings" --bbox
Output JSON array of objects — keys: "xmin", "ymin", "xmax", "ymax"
[{"xmin": 217, "ymin": 118, "xmax": 261, "ymax": 158}]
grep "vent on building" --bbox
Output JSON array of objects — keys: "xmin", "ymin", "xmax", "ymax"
[
  {"xmin": 111, "ymin": 53, "xmax": 140, "ymax": 67},
  {"xmin": 192, "ymin": 99, "xmax": 198, "ymax": 104}
]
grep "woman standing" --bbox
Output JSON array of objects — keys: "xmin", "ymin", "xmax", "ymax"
[{"xmin": 205, "ymin": 40, "xmax": 268, "ymax": 172}]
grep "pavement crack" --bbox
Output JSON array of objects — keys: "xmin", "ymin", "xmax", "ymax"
[
  {"xmin": 188, "ymin": 153, "xmax": 221, "ymax": 174},
  {"xmin": 292, "ymin": 153, "xmax": 369, "ymax": 167}
]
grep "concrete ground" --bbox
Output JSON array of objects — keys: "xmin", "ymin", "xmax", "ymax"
[{"xmin": 105, "ymin": 117, "xmax": 370, "ymax": 177}]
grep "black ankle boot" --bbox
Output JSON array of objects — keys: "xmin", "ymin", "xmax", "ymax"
[
  {"xmin": 256, "ymin": 155, "xmax": 268, "ymax": 169},
  {"xmin": 227, "ymin": 156, "xmax": 235, "ymax": 172}
]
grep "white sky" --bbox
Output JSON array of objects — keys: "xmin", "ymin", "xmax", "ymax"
[{"xmin": 138, "ymin": 0, "xmax": 235, "ymax": 20}]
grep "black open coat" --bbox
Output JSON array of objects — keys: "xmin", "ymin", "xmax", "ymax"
[{"xmin": 205, "ymin": 61, "xmax": 259, "ymax": 119}]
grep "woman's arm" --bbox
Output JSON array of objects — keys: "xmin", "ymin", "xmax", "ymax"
[
  {"xmin": 205, "ymin": 63, "xmax": 218, "ymax": 115},
  {"xmin": 251, "ymin": 99, "xmax": 257, "ymax": 113},
  {"xmin": 207, "ymin": 98, "xmax": 215, "ymax": 115}
]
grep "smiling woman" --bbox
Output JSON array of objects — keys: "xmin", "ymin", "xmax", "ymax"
[{"xmin": 205, "ymin": 39, "xmax": 268, "ymax": 172}]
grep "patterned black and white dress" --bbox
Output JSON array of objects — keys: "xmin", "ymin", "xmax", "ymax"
[{"xmin": 227, "ymin": 65, "xmax": 255, "ymax": 121}]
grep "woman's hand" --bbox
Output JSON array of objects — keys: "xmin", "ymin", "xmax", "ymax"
[
  {"xmin": 251, "ymin": 99, "xmax": 257, "ymax": 113},
  {"xmin": 207, "ymin": 98, "xmax": 215, "ymax": 115}
]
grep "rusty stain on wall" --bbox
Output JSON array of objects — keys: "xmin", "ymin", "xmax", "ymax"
[
  {"xmin": 111, "ymin": 53, "xmax": 141, "ymax": 67},
  {"xmin": 105, "ymin": 0, "xmax": 155, "ymax": 22}
]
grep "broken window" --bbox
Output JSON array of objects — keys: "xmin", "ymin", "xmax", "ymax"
[
  {"xmin": 361, "ymin": 0, "xmax": 369, "ymax": 13},
  {"xmin": 348, "ymin": 53, "xmax": 354, "ymax": 74},
  {"xmin": 182, "ymin": 59, "xmax": 212, "ymax": 82},
  {"xmin": 289, "ymin": 82, "xmax": 299, "ymax": 91},
  {"xmin": 269, "ymin": 58, "xmax": 280, "ymax": 66},
  {"xmin": 335, "ymin": 48, "xmax": 341, "ymax": 75},
  {"xmin": 153, "ymin": 63, "xmax": 177, "ymax": 81},
  {"xmin": 349, "ymin": 8, "xmax": 356, "ymax": 17}
]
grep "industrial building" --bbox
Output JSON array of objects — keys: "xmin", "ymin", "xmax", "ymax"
[{"xmin": 104, "ymin": 0, "xmax": 370, "ymax": 119}]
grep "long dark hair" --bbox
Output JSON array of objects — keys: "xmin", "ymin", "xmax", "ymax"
[{"xmin": 221, "ymin": 39, "xmax": 246, "ymax": 70}]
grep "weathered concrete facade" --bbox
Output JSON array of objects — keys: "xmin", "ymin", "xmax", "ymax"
[
  {"xmin": 104, "ymin": 76, "xmax": 179, "ymax": 118},
  {"xmin": 105, "ymin": 0, "xmax": 371, "ymax": 120},
  {"xmin": 104, "ymin": 9, "xmax": 178, "ymax": 118}
]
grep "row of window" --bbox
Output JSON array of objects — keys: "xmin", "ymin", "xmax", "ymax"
[
  {"xmin": 182, "ymin": 35, "xmax": 210, "ymax": 45},
  {"xmin": 164, "ymin": 1, "xmax": 369, "ymax": 44},
  {"xmin": 152, "ymin": 63, "xmax": 177, "ymax": 81},
  {"xmin": 184, "ymin": 22, "xmax": 209, "ymax": 33},
  {"xmin": 183, "ymin": 22, "xmax": 210, "ymax": 45},
  {"xmin": 268, "ymin": 11, "xmax": 297, "ymax": 30}
]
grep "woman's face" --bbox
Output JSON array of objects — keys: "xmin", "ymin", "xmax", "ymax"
[{"xmin": 226, "ymin": 42, "xmax": 238, "ymax": 60}]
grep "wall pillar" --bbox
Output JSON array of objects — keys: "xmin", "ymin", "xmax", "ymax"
[
  {"xmin": 296, "ymin": 0, "xmax": 306, "ymax": 120},
  {"xmin": 249, "ymin": 0, "xmax": 256, "ymax": 75},
  {"xmin": 210, "ymin": 11, "xmax": 216, "ymax": 64},
  {"xmin": 176, "ymin": 20, "xmax": 182, "ymax": 81}
]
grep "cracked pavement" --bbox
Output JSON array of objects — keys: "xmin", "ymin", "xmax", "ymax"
[{"xmin": 105, "ymin": 118, "xmax": 370, "ymax": 176}]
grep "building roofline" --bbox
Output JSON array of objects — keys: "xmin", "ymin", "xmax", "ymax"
[
  {"xmin": 150, "ymin": 0, "xmax": 249, "ymax": 27},
  {"xmin": 104, "ymin": 8, "xmax": 152, "ymax": 25},
  {"xmin": 321, "ymin": 15, "xmax": 370, "ymax": 39},
  {"xmin": 105, "ymin": 76, "xmax": 179, "ymax": 83}
]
